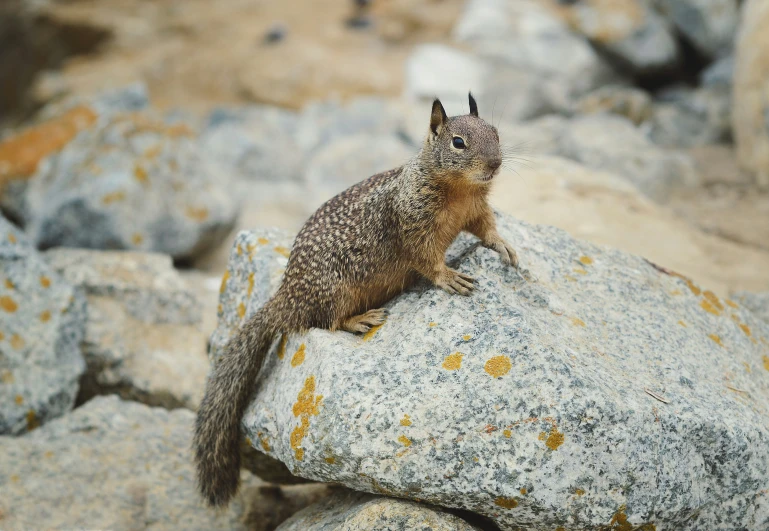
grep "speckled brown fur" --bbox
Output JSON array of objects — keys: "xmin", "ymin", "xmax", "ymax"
[{"xmin": 193, "ymin": 94, "xmax": 519, "ymax": 508}]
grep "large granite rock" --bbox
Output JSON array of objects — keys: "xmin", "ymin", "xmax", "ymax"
[
  {"xmin": 655, "ymin": 0, "xmax": 740, "ymax": 58},
  {"xmin": 648, "ymin": 85, "xmax": 732, "ymax": 147},
  {"xmin": 212, "ymin": 215, "xmax": 769, "ymax": 530},
  {"xmin": 552, "ymin": 0, "xmax": 679, "ymax": 75},
  {"xmin": 732, "ymin": 0, "xmax": 769, "ymax": 189},
  {"xmin": 0, "ymin": 216, "xmax": 85, "ymax": 435},
  {"xmin": 0, "ymin": 396, "xmax": 336, "ymax": 530},
  {"xmin": 2, "ymin": 85, "xmax": 238, "ymax": 259},
  {"xmin": 276, "ymin": 491, "xmax": 482, "ymax": 531},
  {"xmin": 731, "ymin": 291, "xmax": 769, "ymax": 325},
  {"xmin": 45, "ymin": 248, "xmax": 208, "ymax": 409}
]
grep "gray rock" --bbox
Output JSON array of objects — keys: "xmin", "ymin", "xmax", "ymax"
[
  {"xmin": 304, "ymin": 134, "xmax": 415, "ymax": 195},
  {"xmin": 731, "ymin": 291, "xmax": 769, "ymax": 325},
  {"xmin": 557, "ymin": 114, "xmax": 699, "ymax": 200},
  {"xmin": 45, "ymin": 248, "xmax": 208, "ymax": 409},
  {"xmin": 655, "ymin": 0, "xmax": 740, "ymax": 58},
  {"xmin": 555, "ymin": 0, "xmax": 679, "ymax": 75},
  {"xmin": 202, "ymin": 105, "xmax": 304, "ymax": 183},
  {"xmin": 453, "ymin": 0, "xmax": 618, "ymax": 101},
  {"xmin": 212, "ymin": 217, "xmax": 769, "ymax": 530},
  {"xmin": 0, "ymin": 215, "xmax": 85, "ymax": 435},
  {"xmin": 700, "ymin": 54, "xmax": 734, "ymax": 88},
  {"xmin": 9, "ymin": 86, "xmax": 238, "ymax": 260},
  {"xmin": 276, "ymin": 491, "xmax": 481, "ymax": 531},
  {"xmin": 732, "ymin": 0, "xmax": 769, "ymax": 189},
  {"xmin": 574, "ymin": 85, "xmax": 653, "ymax": 125},
  {"xmin": 0, "ymin": 395, "xmax": 337, "ymax": 530},
  {"xmin": 648, "ymin": 86, "xmax": 732, "ymax": 147},
  {"xmin": 404, "ymin": 44, "xmax": 559, "ymax": 123}
]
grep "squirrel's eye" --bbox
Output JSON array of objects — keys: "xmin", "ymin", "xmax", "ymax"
[{"xmin": 452, "ymin": 136, "xmax": 466, "ymax": 149}]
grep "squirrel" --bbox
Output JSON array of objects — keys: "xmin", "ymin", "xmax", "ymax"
[{"xmin": 193, "ymin": 93, "xmax": 518, "ymax": 507}]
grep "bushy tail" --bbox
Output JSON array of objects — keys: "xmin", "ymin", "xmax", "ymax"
[{"xmin": 193, "ymin": 304, "xmax": 276, "ymax": 507}]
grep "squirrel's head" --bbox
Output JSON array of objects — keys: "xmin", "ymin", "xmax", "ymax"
[{"xmin": 423, "ymin": 94, "xmax": 502, "ymax": 185}]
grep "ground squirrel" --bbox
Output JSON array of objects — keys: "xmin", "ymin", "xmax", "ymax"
[{"xmin": 194, "ymin": 93, "xmax": 518, "ymax": 507}]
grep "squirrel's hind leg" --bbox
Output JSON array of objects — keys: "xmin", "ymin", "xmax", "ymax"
[{"xmin": 340, "ymin": 308, "xmax": 388, "ymax": 334}]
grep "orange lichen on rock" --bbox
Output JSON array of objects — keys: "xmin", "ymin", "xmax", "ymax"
[
  {"xmin": 0, "ymin": 106, "xmax": 98, "ymax": 186},
  {"xmin": 763, "ymin": 355, "xmax": 769, "ymax": 371},
  {"xmin": 291, "ymin": 344, "xmax": 306, "ymax": 367},
  {"xmin": 247, "ymin": 272, "xmax": 255, "ymax": 297},
  {"xmin": 363, "ymin": 324, "xmax": 383, "ymax": 341},
  {"xmin": 277, "ymin": 334, "xmax": 288, "ymax": 360},
  {"xmin": 40, "ymin": 310, "xmax": 51, "ymax": 322},
  {"xmin": 133, "ymin": 164, "xmax": 149, "ymax": 184},
  {"xmin": 545, "ymin": 426, "xmax": 565, "ymax": 450},
  {"xmin": 257, "ymin": 237, "xmax": 269, "ymax": 245},
  {"xmin": 726, "ymin": 299, "xmax": 739, "ymax": 309},
  {"xmin": 463, "ymin": 334, "xmax": 472, "ymax": 341},
  {"xmin": 11, "ymin": 334, "xmax": 24, "ymax": 350},
  {"xmin": 274, "ymin": 246, "xmax": 291, "ymax": 258},
  {"xmin": 8, "ymin": 233, "xmax": 17, "ymax": 244},
  {"xmin": 704, "ymin": 291, "xmax": 724, "ymax": 311},
  {"xmin": 700, "ymin": 299, "xmax": 721, "ymax": 316},
  {"xmin": 0, "ymin": 296, "xmax": 18, "ymax": 313},
  {"xmin": 14, "ymin": 395, "xmax": 23, "ymax": 405},
  {"xmin": 219, "ymin": 271, "xmax": 230, "ymax": 294},
  {"xmin": 325, "ymin": 456, "xmax": 336, "ymax": 464},
  {"xmin": 101, "ymin": 191, "xmax": 126, "ymax": 205},
  {"xmin": 290, "ymin": 376, "xmax": 323, "ymax": 461},
  {"xmin": 670, "ymin": 271, "xmax": 701, "ymax": 296},
  {"xmin": 185, "ymin": 206, "xmax": 209, "ymax": 222},
  {"xmin": 571, "ymin": 317, "xmax": 586, "ymax": 327},
  {"xmin": 503, "ymin": 429, "xmax": 512, "ymax": 438},
  {"xmin": 398, "ymin": 435, "xmax": 412, "ymax": 447},
  {"xmin": 131, "ymin": 233, "xmax": 144, "ymax": 245},
  {"xmin": 678, "ymin": 320, "xmax": 687, "ymax": 327},
  {"xmin": 708, "ymin": 334, "xmax": 724, "ymax": 347},
  {"xmin": 26, "ymin": 410, "xmax": 39, "ymax": 431},
  {"xmin": 484, "ymin": 355, "xmax": 512, "ymax": 378},
  {"xmin": 574, "ymin": 268, "xmax": 588, "ymax": 275},
  {"xmin": 400, "ymin": 414, "xmax": 412, "ymax": 426},
  {"xmin": 258, "ymin": 433, "xmax": 271, "ymax": 452},
  {"xmin": 579, "ymin": 256, "xmax": 593, "ymax": 265},
  {"xmin": 442, "ymin": 352, "xmax": 463, "ymax": 371},
  {"xmin": 575, "ymin": 488, "xmax": 585, "ymax": 496},
  {"xmin": 494, "ymin": 496, "xmax": 518, "ymax": 509},
  {"xmin": 237, "ymin": 302, "xmax": 246, "ymax": 319},
  {"xmin": 40, "ymin": 276, "xmax": 51, "ymax": 288},
  {"xmin": 739, "ymin": 323, "xmax": 752, "ymax": 337}
]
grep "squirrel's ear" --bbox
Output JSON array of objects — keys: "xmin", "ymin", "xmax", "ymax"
[
  {"xmin": 430, "ymin": 99, "xmax": 448, "ymax": 135},
  {"xmin": 468, "ymin": 92, "xmax": 478, "ymax": 117}
]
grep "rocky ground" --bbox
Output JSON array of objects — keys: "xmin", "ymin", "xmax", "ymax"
[{"xmin": 2, "ymin": 0, "xmax": 769, "ymax": 530}]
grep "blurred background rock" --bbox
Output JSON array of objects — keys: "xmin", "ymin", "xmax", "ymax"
[{"xmin": 1, "ymin": 0, "xmax": 769, "ymax": 529}]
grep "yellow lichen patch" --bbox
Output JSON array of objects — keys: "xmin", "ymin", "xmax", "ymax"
[
  {"xmin": 0, "ymin": 331, "xmax": 4, "ymax": 340},
  {"xmin": 726, "ymin": 299, "xmax": 738, "ymax": 309},
  {"xmin": 133, "ymin": 164, "xmax": 149, "ymax": 184},
  {"xmin": 217, "ymin": 304, "xmax": 223, "ymax": 314},
  {"xmin": 462, "ymin": 334, "xmax": 472, "ymax": 341},
  {"xmin": 237, "ymin": 302, "xmax": 246, "ymax": 319},
  {"xmin": 429, "ymin": 322, "xmax": 437, "ymax": 327},
  {"xmin": 247, "ymin": 272, "xmax": 255, "ymax": 297},
  {"xmin": 290, "ymin": 376, "xmax": 323, "ymax": 461},
  {"xmin": 573, "ymin": 268, "xmax": 588, "ymax": 275},
  {"xmin": 763, "ymin": 355, "xmax": 769, "ymax": 371},
  {"xmin": 246, "ymin": 243, "xmax": 257, "ymax": 259},
  {"xmin": 608, "ymin": 507, "xmax": 633, "ymax": 531},
  {"xmin": 442, "ymin": 352, "xmax": 463, "ymax": 371},
  {"xmin": 258, "ymin": 433, "xmax": 271, "ymax": 452},
  {"xmin": 565, "ymin": 274, "xmax": 577, "ymax": 282},
  {"xmin": 219, "ymin": 270, "xmax": 230, "ymax": 294},
  {"xmin": 739, "ymin": 323, "xmax": 752, "ymax": 337},
  {"xmin": 274, "ymin": 246, "xmax": 291, "ymax": 259},
  {"xmin": 0, "ymin": 296, "xmax": 18, "ymax": 313},
  {"xmin": 545, "ymin": 426, "xmax": 565, "ymax": 450},
  {"xmin": 484, "ymin": 355, "xmax": 512, "ymax": 378},
  {"xmin": 44, "ymin": 450, "xmax": 53, "ymax": 459},
  {"xmin": 743, "ymin": 362, "xmax": 751, "ymax": 373},
  {"xmin": 291, "ymin": 344, "xmax": 306, "ymax": 367},
  {"xmin": 670, "ymin": 289, "xmax": 682, "ymax": 296},
  {"xmin": 5, "ymin": 279, "xmax": 13, "ymax": 289},
  {"xmin": 236, "ymin": 244, "xmax": 243, "ymax": 256},
  {"xmin": 40, "ymin": 276, "xmax": 51, "ymax": 288},
  {"xmin": 579, "ymin": 256, "xmax": 593, "ymax": 265},
  {"xmin": 670, "ymin": 272, "xmax": 701, "ymax": 296},
  {"xmin": 26, "ymin": 410, "xmax": 39, "ymax": 431},
  {"xmin": 10, "ymin": 334, "xmax": 24, "ymax": 350},
  {"xmin": 494, "ymin": 496, "xmax": 518, "ymax": 509},
  {"xmin": 325, "ymin": 456, "xmax": 336, "ymax": 464},
  {"xmin": 519, "ymin": 487, "xmax": 527, "ymax": 495},
  {"xmin": 503, "ymin": 429, "xmax": 512, "ymax": 438},
  {"xmin": 363, "ymin": 324, "xmax": 383, "ymax": 341},
  {"xmin": 185, "ymin": 206, "xmax": 209, "ymax": 222},
  {"xmin": 1, "ymin": 370, "xmax": 13, "ymax": 384},
  {"xmin": 131, "ymin": 233, "xmax": 143, "ymax": 245},
  {"xmin": 538, "ymin": 431, "xmax": 546, "ymax": 441},
  {"xmin": 700, "ymin": 299, "xmax": 721, "ymax": 316},
  {"xmin": 0, "ymin": 105, "xmax": 98, "ymax": 182},
  {"xmin": 277, "ymin": 334, "xmax": 288, "ymax": 360},
  {"xmin": 708, "ymin": 334, "xmax": 724, "ymax": 347},
  {"xmin": 571, "ymin": 317, "xmax": 586, "ymax": 327},
  {"xmin": 398, "ymin": 435, "xmax": 412, "ymax": 447},
  {"xmin": 257, "ymin": 237, "xmax": 269, "ymax": 245},
  {"xmin": 8, "ymin": 233, "xmax": 17, "ymax": 243},
  {"xmin": 40, "ymin": 310, "xmax": 51, "ymax": 323},
  {"xmin": 575, "ymin": 488, "xmax": 585, "ymax": 496},
  {"xmin": 400, "ymin": 414, "xmax": 412, "ymax": 426},
  {"xmin": 703, "ymin": 291, "xmax": 724, "ymax": 312},
  {"xmin": 101, "ymin": 190, "xmax": 126, "ymax": 205},
  {"xmin": 678, "ymin": 320, "xmax": 687, "ymax": 327},
  {"xmin": 14, "ymin": 395, "xmax": 23, "ymax": 405}
]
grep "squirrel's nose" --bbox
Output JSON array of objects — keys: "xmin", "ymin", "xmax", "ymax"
[{"xmin": 488, "ymin": 158, "xmax": 502, "ymax": 171}]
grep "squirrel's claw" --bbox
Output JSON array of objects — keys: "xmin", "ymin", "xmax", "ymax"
[
  {"xmin": 437, "ymin": 268, "xmax": 475, "ymax": 296},
  {"xmin": 488, "ymin": 239, "xmax": 519, "ymax": 269}
]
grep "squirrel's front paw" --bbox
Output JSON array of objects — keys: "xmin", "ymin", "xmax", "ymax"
[
  {"xmin": 436, "ymin": 268, "xmax": 475, "ymax": 296},
  {"xmin": 487, "ymin": 239, "xmax": 519, "ymax": 269}
]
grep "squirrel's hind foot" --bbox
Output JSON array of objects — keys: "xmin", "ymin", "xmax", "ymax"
[{"xmin": 342, "ymin": 308, "xmax": 388, "ymax": 334}]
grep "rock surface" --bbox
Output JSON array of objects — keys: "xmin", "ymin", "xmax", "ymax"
[
  {"xmin": 649, "ymin": 86, "xmax": 732, "ymax": 147},
  {"xmin": 45, "ymin": 248, "xmax": 208, "ymax": 409},
  {"xmin": 3, "ymin": 86, "xmax": 238, "ymax": 260},
  {"xmin": 276, "ymin": 491, "xmax": 482, "ymax": 531},
  {"xmin": 655, "ymin": 0, "xmax": 739, "ymax": 58},
  {"xmin": 732, "ymin": 0, "xmax": 769, "ymax": 188},
  {"xmin": 213, "ymin": 215, "xmax": 769, "ymax": 530},
  {"xmin": 731, "ymin": 291, "xmax": 769, "ymax": 325},
  {"xmin": 0, "ymin": 215, "xmax": 85, "ymax": 435},
  {"xmin": 0, "ymin": 395, "xmax": 337, "ymax": 530}
]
